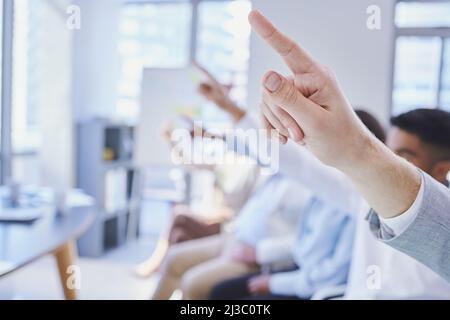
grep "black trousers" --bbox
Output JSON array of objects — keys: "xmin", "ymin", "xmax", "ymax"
[{"xmin": 209, "ymin": 272, "xmax": 302, "ymax": 300}]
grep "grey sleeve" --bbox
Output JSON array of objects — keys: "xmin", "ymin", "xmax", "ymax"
[{"xmin": 367, "ymin": 173, "xmax": 450, "ymax": 283}]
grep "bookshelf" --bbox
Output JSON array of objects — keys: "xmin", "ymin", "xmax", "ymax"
[{"xmin": 76, "ymin": 119, "xmax": 137, "ymax": 257}]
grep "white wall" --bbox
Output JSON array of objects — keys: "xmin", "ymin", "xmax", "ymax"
[
  {"xmin": 72, "ymin": 0, "xmax": 122, "ymax": 120},
  {"xmin": 38, "ymin": 1, "xmax": 75, "ymax": 191},
  {"xmin": 247, "ymin": 0, "xmax": 396, "ymax": 124}
]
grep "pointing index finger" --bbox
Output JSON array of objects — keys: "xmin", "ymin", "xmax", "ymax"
[{"xmin": 248, "ymin": 10, "xmax": 315, "ymax": 74}]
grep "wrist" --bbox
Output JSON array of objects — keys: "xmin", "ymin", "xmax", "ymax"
[
  {"xmin": 340, "ymin": 130, "xmax": 422, "ymax": 218},
  {"xmin": 334, "ymin": 122, "xmax": 378, "ymax": 174},
  {"xmin": 215, "ymin": 96, "xmax": 233, "ymax": 110}
]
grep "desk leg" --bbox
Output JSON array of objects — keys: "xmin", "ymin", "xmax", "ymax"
[{"xmin": 54, "ymin": 241, "xmax": 78, "ymax": 300}]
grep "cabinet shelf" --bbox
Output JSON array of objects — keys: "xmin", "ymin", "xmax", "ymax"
[{"xmin": 76, "ymin": 119, "xmax": 137, "ymax": 257}]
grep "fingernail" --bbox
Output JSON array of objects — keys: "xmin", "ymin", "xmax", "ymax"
[{"xmin": 265, "ymin": 73, "xmax": 282, "ymax": 92}]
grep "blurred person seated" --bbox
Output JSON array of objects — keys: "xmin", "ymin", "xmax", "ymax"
[
  {"xmin": 135, "ymin": 122, "xmax": 260, "ymax": 278},
  {"xmin": 321, "ymin": 108, "xmax": 450, "ymax": 300},
  {"xmin": 209, "ymin": 199, "xmax": 355, "ymax": 300},
  {"xmin": 151, "ymin": 174, "xmax": 311, "ymax": 300}
]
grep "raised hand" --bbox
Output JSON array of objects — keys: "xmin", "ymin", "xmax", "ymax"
[
  {"xmin": 195, "ymin": 63, "xmax": 232, "ymax": 107},
  {"xmin": 249, "ymin": 10, "xmax": 421, "ymax": 219},
  {"xmin": 249, "ymin": 10, "xmax": 371, "ymax": 169},
  {"xmin": 195, "ymin": 62, "xmax": 246, "ymax": 122}
]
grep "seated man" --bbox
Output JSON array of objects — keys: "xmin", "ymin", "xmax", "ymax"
[
  {"xmin": 151, "ymin": 174, "xmax": 311, "ymax": 300},
  {"xmin": 210, "ymin": 198, "xmax": 355, "ymax": 300},
  {"xmin": 135, "ymin": 123, "xmax": 260, "ymax": 278},
  {"xmin": 344, "ymin": 109, "xmax": 450, "ymax": 299}
]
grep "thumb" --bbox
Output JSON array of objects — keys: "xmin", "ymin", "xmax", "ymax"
[
  {"xmin": 263, "ymin": 71, "xmax": 323, "ymax": 126},
  {"xmin": 263, "ymin": 72, "xmax": 302, "ymax": 108}
]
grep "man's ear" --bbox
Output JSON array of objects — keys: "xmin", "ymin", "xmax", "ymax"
[{"xmin": 431, "ymin": 160, "xmax": 450, "ymax": 183}]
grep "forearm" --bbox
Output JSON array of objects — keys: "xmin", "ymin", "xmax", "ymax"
[{"xmin": 339, "ymin": 134, "xmax": 421, "ymax": 219}]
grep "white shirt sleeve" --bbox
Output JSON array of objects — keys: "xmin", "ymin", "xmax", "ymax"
[
  {"xmin": 379, "ymin": 173, "xmax": 424, "ymax": 236},
  {"xmin": 269, "ymin": 270, "xmax": 307, "ymax": 297},
  {"xmin": 256, "ymin": 235, "xmax": 296, "ymax": 265}
]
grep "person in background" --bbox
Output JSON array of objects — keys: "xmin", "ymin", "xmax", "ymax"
[
  {"xmin": 134, "ymin": 122, "xmax": 260, "ymax": 278},
  {"xmin": 209, "ymin": 197, "xmax": 355, "ymax": 300},
  {"xmin": 151, "ymin": 174, "xmax": 311, "ymax": 300},
  {"xmin": 321, "ymin": 109, "xmax": 450, "ymax": 300}
]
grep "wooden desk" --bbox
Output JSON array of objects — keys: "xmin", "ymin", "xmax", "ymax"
[{"xmin": 0, "ymin": 206, "xmax": 94, "ymax": 300}]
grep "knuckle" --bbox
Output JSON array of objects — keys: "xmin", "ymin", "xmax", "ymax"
[
  {"xmin": 280, "ymin": 42, "xmax": 296, "ymax": 57},
  {"xmin": 281, "ymin": 85, "xmax": 298, "ymax": 105}
]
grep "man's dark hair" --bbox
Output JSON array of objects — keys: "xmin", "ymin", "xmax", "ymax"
[
  {"xmin": 391, "ymin": 108, "xmax": 450, "ymax": 161},
  {"xmin": 355, "ymin": 110, "xmax": 386, "ymax": 143}
]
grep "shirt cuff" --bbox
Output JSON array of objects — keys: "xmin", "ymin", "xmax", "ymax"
[
  {"xmin": 256, "ymin": 236, "xmax": 296, "ymax": 265},
  {"xmin": 269, "ymin": 270, "xmax": 313, "ymax": 297},
  {"xmin": 269, "ymin": 271, "xmax": 298, "ymax": 296},
  {"xmin": 379, "ymin": 172, "xmax": 424, "ymax": 236}
]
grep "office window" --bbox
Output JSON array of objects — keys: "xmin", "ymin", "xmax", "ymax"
[
  {"xmin": 117, "ymin": 2, "xmax": 192, "ymax": 120},
  {"xmin": 12, "ymin": 0, "xmax": 44, "ymax": 153},
  {"xmin": 396, "ymin": 1, "xmax": 450, "ymax": 28},
  {"xmin": 393, "ymin": 37, "xmax": 442, "ymax": 115},
  {"xmin": 0, "ymin": 1, "xmax": 3, "ymax": 106},
  {"xmin": 197, "ymin": 0, "xmax": 251, "ymax": 123},
  {"xmin": 392, "ymin": 1, "xmax": 450, "ymax": 115},
  {"xmin": 117, "ymin": 0, "xmax": 252, "ymax": 122},
  {"xmin": 441, "ymin": 39, "xmax": 450, "ymax": 111},
  {"xmin": 11, "ymin": 0, "xmax": 72, "ymax": 185}
]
